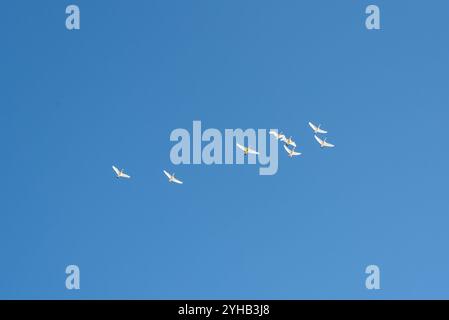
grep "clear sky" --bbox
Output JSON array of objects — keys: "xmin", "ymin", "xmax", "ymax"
[{"xmin": 1, "ymin": 0, "xmax": 449, "ymax": 299}]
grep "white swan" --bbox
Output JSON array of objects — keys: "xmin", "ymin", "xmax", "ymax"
[
  {"xmin": 314, "ymin": 135, "xmax": 335, "ymax": 148},
  {"xmin": 163, "ymin": 170, "xmax": 183, "ymax": 184},
  {"xmin": 309, "ymin": 122, "xmax": 328, "ymax": 134},
  {"xmin": 269, "ymin": 130, "xmax": 286, "ymax": 141},
  {"xmin": 112, "ymin": 165, "xmax": 131, "ymax": 179},
  {"xmin": 236, "ymin": 143, "xmax": 259, "ymax": 155},
  {"xmin": 283, "ymin": 145, "xmax": 302, "ymax": 157},
  {"xmin": 282, "ymin": 136, "xmax": 297, "ymax": 148}
]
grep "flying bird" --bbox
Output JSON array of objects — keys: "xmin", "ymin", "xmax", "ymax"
[
  {"xmin": 163, "ymin": 170, "xmax": 183, "ymax": 184},
  {"xmin": 112, "ymin": 165, "xmax": 131, "ymax": 179},
  {"xmin": 309, "ymin": 122, "xmax": 328, "ymax": 134},
  {"xmin": 314, "ymin": 135, "xmax": 335, "ymax": 148},
  {"xmin": 269, "ymin": 130, "xmax": 286, "ymax": 141},
  {"xmin": 282, "ymin": 136, "xmax": 297, "ymax": 148},
  {"xmin": 236, "ymin": 143, "xmax": 259, "ymax": 155},
  {"xmin": 283, "ymin": 144, "xmax": 302, "ymax": 157}
]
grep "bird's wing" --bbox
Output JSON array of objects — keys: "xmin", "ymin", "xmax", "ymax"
[
  {"xmin": 283, "ymin": 144, "xmax": 292, "ymax": 154},
  {"xmin": 112, "ymin": 166, "xmax": 120, "ymax": 175},
  {"xmin": 121, "ymin": 173, "xmax": 131, "ymax": 179},
  {"xmin": 317, "ymin": 128, "xmax": 328, "ymax": 134},
  {"xmin": 163, "ymin": 170, "xmax": 171, "ymax": 179},
  {"xmin": 291, "ymin": 150, "xmax": 302, "ymax": 156},
  {"xmin": 172, "ymin": 177, "xmax": 183, "ymax": 184},
  {"xmin": 309, "ymin": 122, "xmax": 318, "ymax": 131},
  {"xmin": 323, "ymin": 141, "xmax": 335, "ymax": 148},
  {"xmin": 287, "ymin": 141, "xmax": 297, "ymax": 148},
  {"xmin": 269, "ymin": 130, "xmax": 279, "ymax": 138},
  {"xmin": 236, "ymin": 143, "xmax": 246, "ymax": 151},
  {"xmin": 247, "ymin": 147, "xmax": 259, "ymax": 155},
  {"xmin": 314, "ymin": 135, "xmax": 323, "ymax": 145}
]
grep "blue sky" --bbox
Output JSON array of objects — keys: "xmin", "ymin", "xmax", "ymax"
[{"xmin": 1, "ymin": 0, "xmax": 449, "ymax": 299}]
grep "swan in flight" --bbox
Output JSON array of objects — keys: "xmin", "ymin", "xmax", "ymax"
[
  {"xmin": 112, "ymin": 165, "xmax": 131, "ymax": 179},
  {"xmin": 269, "ymin": 130, "xmax": 286, "ymax": 141},
  {"xmin": 314, "ymin": 135, "xmax": 335, "ymax": 148},
  {"xmin": 163, "ymin": 170, "xmax": 183, "ymax": 184},
  {"xmin": 282, "ymin": 136, "xmax": 297, "ymax": 148},
  {"xmin": 309, "ymin": 122, "xmax": 328, "ymax": 134},
  {"xmin": 283, "ymin": 145, "xmax": 302, "ymax": 157},
  {"xmin": 236, "ymin": 143, "xmax": 259, "ymax": 155}
]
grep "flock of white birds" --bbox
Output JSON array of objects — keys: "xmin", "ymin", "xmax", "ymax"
[
  {"xmin": 270, "ymin": 121, "xmax": 335, "ymax": 157},
  {"xmin": 112, "ymin": 121, "xmax": 335, "ymax": 185}
]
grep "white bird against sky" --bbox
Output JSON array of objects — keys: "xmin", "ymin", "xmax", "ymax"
[
  {"xmin": 283, "ymin": 144, "xmax": 302, "ymax": 157},
  {"xmin": 309, "ymin": 122, "xmax": 328, "ymax": 134},
  {"xmin": 112, "ymin": 165, "xmax": 131, "ymax": 179},
  {"xmin": 282, "ymin": 136, "xmax": 297, "ymax": 148},
  {"xmin": 269, "ymin": 130, "xmax": 286, "ymax": 141},
  {"xmin": 163, "ymin": 170, "xmax": 183, "ymax": 184},
  {"xmin": 236, "ymin": 143, "xmax": 260, "ymax": 155},
  {"xmin": 314, "ymin": 135, "xmax": 335, "ymax": 148}
]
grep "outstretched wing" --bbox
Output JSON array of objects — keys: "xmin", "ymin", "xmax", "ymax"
[
  {"xmin": 284, "ymin": 144, "xmax": 301, "ymax": 156},
  {"xmin": 121, "ymin": 173, "xmax": 131, "ymax": 179},
  {"xmin": 309, "ymin": 122, "xmax": 328, "ymax": 134},
  {"xmin": 323, "ymin": 141, "xmax": 335, "ymax": 148},
  {"xmin": 236, "ymin": 143, "xmax": 246, "ymax": 152},
  {"xmin": 269, "ymin": 130, "xmax": 279, "ymax": 138},
  {"xmin": 314, "ymin": 135, "xmax": 324, "ymax": 145},
  {"xmin": 163, "ymin": 170, "xmax": 171, "ymax": 179},
  {"xmin": 112, "ymin": 166, "xmax": 120, "ymax": 175},
  {"xmin": 172, "ymin": 177, "xmax": 183, "ymax": 184},
  {"xmin": 247, "ymin": 147, "xmax": 260, "ymax": 155},
  {"xmin": 309, "ymin": 122, "xmax": 318, "ymax": 132},
  {"xmin": 283, "ymin": 144, "xmax": 292, "ymax": 154}
]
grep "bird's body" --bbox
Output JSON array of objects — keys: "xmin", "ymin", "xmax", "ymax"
[
  {"xmin": 283, "ymin": 144, "xmax": 302, "ymax": 157},
  {"xmin": 112, "ymin": 165, "xmax": 131, "ymax": 179},
  {"xmin": 309, "ymin": 122, "xmax": 328, "ymax": 134},
  {"xmin": 282, "ymin": 136, "xmax": 297, "ymax": 148},
  {"xmin": 236, "ymin": 143, "xmax": 259, "ymax": 155},
  {"xmin": 163, "ymin": 170, "xmax": 183, "ymax": 184},
  {"xmin": 314, "ymin": 135, "xmax": 335, "ymax": 148}
]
